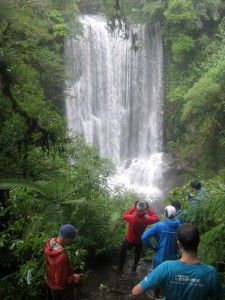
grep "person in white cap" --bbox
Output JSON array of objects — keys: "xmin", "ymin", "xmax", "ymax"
[
  {"xmin": 141, "ymin": 205, "xmax": 180, "ymax": 299},
  {"xmin": 112, "ymin": 201, "xmax": 158, "ymax": 274},
  {"xmin": 45, "ymin": 224, "xmax": 82, "ymax": 300}
]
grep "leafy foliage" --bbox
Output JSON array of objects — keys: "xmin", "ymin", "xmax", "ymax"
[
  {"xmin": 0, "ymin": 0, "xmax": 75, "ymax": 178},
  {"xmin": 0, "ymin": 135, "xmax": 131, "ymax": 299},
  {"xmin": 164, "ymin": 0, "xmax": 197, "ymax": 27},
  {"xmin": 169, "ymin": 176, "xmax": 225, "ymax": 266},
  {"xmin": 171, "ymin": 33, "xmax": 195, "ymax": 63}
]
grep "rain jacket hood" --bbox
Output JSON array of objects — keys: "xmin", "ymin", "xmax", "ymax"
[
  {"xmin": 45, "ymin": 238, "xmax": 66, "ymax": 255},
  {"xmin": 165, "ymin": 218, "xmax": 180, "ymax": 228}
]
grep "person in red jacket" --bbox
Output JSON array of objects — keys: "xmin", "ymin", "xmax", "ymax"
[
  {"xmin": 45, "ymin": 224, "xmax": 82, "ymax": 300},
  {"xmin": 113, "ymin": 201, "xmax": 159, "ymax": 274}
]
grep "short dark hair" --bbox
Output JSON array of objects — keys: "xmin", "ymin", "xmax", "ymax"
[
  {"xmin": 190, "ymin": 180, "xmax": 202, "ymax": 190},
  {"xmin": 171, "ymin": 199, "xmax": 181, "ymax": 210},
  {"xmin": 177, "ymin": 223, "xmax": 200, "ymax": 252}
]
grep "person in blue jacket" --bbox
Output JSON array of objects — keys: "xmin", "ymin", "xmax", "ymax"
[
  {"xmin": 132, "ymin": 223, "xmax": 223, "ymax": 300},
  {"xmin": 141, "ymin": 205, "xmax": 180, "ymax": 299},
  {"xmin": 187, "ymin": 180, "xmax": 206, "ymax": 207}
]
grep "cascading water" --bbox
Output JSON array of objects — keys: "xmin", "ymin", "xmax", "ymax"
[{"xmin": 65, "ymin": 15, "xmax": 168, "ymax": 203}]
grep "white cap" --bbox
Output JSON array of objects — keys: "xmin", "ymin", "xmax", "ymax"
[{"xmin": 165, "ymin": 205, "xmax": 176, "ymax": 218}]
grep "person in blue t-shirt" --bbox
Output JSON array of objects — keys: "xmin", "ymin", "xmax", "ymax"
[
  {"xmin": 141, "ymin": 205, "xmax": 180, "ymax": 299},
  {"xmin": 132, "ymin": 223, "xmax": 223, "ymax": 300}
]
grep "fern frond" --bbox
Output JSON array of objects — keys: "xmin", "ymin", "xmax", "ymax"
[
  {"xmin": 61, "ymin": 198, "xmax": 87, "ymax": 205},
  {"xmin": 0, "ymin": 179, "xmax": 52, "ymax": 200}
]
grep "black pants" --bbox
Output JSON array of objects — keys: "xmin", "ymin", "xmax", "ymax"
[
  {"xmin": 51, "ymin": 286, "xmax": 75, "ymax": 300},
  {"xmin": 119, "ymin": 239, "xmax": 143, "ymax": 271}
]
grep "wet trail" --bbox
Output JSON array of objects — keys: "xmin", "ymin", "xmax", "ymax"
[{"xmin": 78, "ymin": 255, "xmax": 154, "ymax": 300}]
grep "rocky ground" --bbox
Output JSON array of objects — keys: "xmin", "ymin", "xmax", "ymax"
[
  {"xmin": 76, "ymin": 253, "xmax": 156, "ymax": 300},
  {"xmin": 73, "ymin": 250, "xmax": 225, "ymax": 300}
]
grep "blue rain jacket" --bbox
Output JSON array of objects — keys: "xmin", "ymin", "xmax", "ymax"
[{"xmin": 142, "ymin": 218, "xmax": 180, "ymax": 268}]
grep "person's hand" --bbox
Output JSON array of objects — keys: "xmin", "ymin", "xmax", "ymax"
[
  {"xmin": 134, "ymin": 200, "xmax": 139, "ymax": 207},
  {"xmin": 73, "ymin": 273, "xmax": 83, "ymax": 283}
]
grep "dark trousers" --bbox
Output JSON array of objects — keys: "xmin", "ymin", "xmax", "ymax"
[
  {"xmin": 119, "ymin": 239, "xmax": 143, "ymax": 271},
  {"xmin": 51, "ymin": 286, "xmax": 75, "ymax": 300}
]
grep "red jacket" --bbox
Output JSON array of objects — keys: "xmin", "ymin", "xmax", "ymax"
[
  {"xmin": 45, "ymin": 238, "xmax": 76, "ymax": 290},
  {"xmin": 123, "ymin": 206, "xmax": 158, "ymax": 244}
]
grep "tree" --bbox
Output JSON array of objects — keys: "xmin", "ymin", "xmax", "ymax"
[{"xmin": 0, "ymin": 0, "xmax": 81, "ymax": 178}]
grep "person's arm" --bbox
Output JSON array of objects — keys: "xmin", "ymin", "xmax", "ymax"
[
  {"xmin": 132, "ymin": 263, "xmax": 165, "ymax": 297},
  {"xmin": 146, "ymin": 208, "xmax": 159, "ymax": 223},
  {"xmin": 55, "ymin": 253, "xmax": 80, "ymax": 288},
  {"xmin": 132, "ymin": 283, "xmax": 144, "ymax": 297},
  {"xmin": 123, "ymin": 206, "xmax": 136, "ymax": 222},
  {"xmin": 141, "ymin": 224, "xmax": 158, "ymax": 249}
]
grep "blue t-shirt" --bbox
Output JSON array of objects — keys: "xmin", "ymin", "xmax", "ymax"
[{"xmin": 140, "ymin": 260, "xmax": 223, "ymax": 300}]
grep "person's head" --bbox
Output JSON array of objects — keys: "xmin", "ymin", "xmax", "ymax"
[
  {"xmin": 171, "ymin": 199, "xmax": 181, "ymax": 211},
  {"xmin": 165, "ymin": 205, "xmax": 176, "ymax": 219},
  {"xmin": 190, "ymin": 180, "xmax": 202, "ymax": 190},
  {"xmin": 59, "ymin": 224, "xmax": 77, "ymax": 246},
  {"xmin": 136, "ymin": 201, "xmax": 147, "ymax": 211},
  {"xmin": 177, "ymin": 223, "xmax": 200, "ymax": 252}
]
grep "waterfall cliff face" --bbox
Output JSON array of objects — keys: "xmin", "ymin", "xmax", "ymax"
[{"xmin": 65, "ymin": 15, "xmax": 165, "ymax": 201}]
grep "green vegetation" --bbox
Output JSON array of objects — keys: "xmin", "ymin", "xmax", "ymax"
[
  {"xmin": 0, "ymin": 0, "xmax": 225, "ymax": 298},
  {"xmin": 169, "ymin": 175, "xmax": 225, "ymax": 287},
  {"xmin": 0, "ymin": 136, "xmax": 131, "ymax": 299}
]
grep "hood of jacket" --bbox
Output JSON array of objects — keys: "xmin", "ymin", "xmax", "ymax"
[
  {"xmin": 45, "ymin": 238, "xmax": 66, "ymax": 257},
  {"xmin": 165, "ymin": 218, "xmax": 180, "ymax": 228}
]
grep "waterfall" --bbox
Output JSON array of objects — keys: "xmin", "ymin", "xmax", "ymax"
[{"xmin": 65, "ymin": 15, "xmax": 166, "ymax": 202}]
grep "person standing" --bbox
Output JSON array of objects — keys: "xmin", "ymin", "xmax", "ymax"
[
  {"xmin": 132, "ymin": 223, "xmax": 223, "ymax": 300},
  {"xmin": 141, "ymin": 205, "xmax": 180, "ymax": 299},
  {"xmin": 187, "ymin": 180, "xmax": 206, "ymax": 206},
  {"xmin": 113, "ymin": 201, "xmax": 159, "ymax": 274},
  {"xmin": 45, "ymin": 224, "xmax": 82, "ymax": 300},
  {"xmin": 171, "ymin": 199, "xmax": 182, "ymax": 216},
  {"xmin": 171, "ymin": 199, "xmax": 184, "ymax": 224}
]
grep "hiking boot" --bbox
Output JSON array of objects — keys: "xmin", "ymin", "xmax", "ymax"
[{"xmin": 111, "ymin": 265, "xmax": 123, "ymax": 274}]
